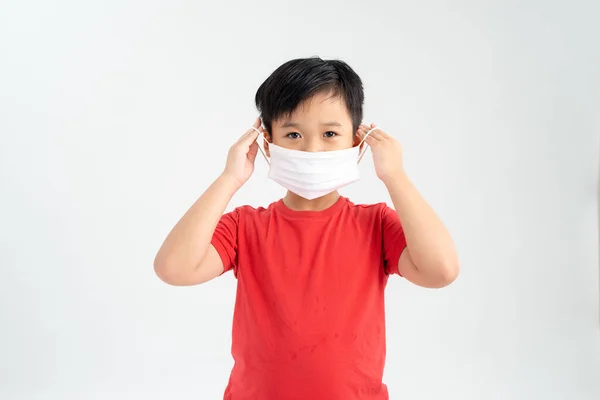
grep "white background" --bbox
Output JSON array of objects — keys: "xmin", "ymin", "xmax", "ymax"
[{"xmin": 1, "ymin": 1, "xmax": 599, "ymax": 399}]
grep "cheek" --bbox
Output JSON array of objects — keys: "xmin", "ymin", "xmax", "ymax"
[
  {"xmin": 340, "ymin": 134, "xmax": 357, "ymax": 149},
  {"xmin": 268, "ymin": 131, "xmax": 285, "ymax": 146}
]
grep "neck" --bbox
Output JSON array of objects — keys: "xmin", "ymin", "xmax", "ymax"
[{"xmin": 283, "ymin": 191, "xmax": 341, "ymax": 211}]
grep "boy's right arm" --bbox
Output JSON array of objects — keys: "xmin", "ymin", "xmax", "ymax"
[{"xmin": 154, "ymin": 119, "xmax": 264, "ymax": 286}]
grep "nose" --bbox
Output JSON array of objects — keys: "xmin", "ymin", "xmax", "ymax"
[{"xmin": 303, "ymin": 138, "xmax": 323, "ymax": 152}]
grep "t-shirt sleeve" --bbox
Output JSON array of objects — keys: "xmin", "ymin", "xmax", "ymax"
[
  {"xmin": 381, "ymin": 205, "xmax": 407, "ymax": 276},
  {"xmin": 210, "ymin": 208, "xmax": 239, "ymax": 276}
]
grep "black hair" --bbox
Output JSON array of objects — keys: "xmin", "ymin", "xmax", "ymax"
[{"xmin": 255, "ymin": 57, "xmax": 364, "ymax": 135}]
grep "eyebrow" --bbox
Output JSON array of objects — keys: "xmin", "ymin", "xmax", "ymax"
[{"xmin": 280, "ymin": 120, "xmax": 343, "ymax": 128}]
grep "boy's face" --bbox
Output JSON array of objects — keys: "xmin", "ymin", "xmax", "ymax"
[{"xmin": 265, "ymin": 92, "xmax": 359, "ymax": 154}]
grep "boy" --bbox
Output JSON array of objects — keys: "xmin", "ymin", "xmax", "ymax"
[{"xmin": 154, "ymin": 57, "xmax": 459, "ymax": 400}]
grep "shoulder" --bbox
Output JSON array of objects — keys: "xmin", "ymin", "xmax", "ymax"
[
  {"xmin": 229, "ymin": 201, "xmax": 278, "ymax": 219},
  {"xmin": 343, "ymin": 197, "xmax": 389, "ymax": 217}
]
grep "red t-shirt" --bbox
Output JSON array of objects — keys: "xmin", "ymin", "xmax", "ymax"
[{"xmin": 210, "ymin": 196, "xmax": 407, "ymax": 400}]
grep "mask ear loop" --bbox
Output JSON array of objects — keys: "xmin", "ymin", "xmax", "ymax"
[
  {"xmin": 357, "ymin": 127, "xmax": 380, "ymax": 163},
  {"xmin": 250, "ymin": 127, "xmax": 270, "ymax": 166}
]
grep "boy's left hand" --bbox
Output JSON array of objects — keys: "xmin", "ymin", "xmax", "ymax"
[{"xmin": 358, "ymin": 124, "xmax": 405, "ymax": 185}]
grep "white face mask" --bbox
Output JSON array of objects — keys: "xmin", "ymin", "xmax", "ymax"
[{"xmin": 252, "ymin": 126, "xmax": 379, "ymax": 200}]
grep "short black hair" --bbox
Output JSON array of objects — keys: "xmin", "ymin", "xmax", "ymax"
[{"xmin": 255, "ymin": 57, "xmax": 364, "ymax": 135}]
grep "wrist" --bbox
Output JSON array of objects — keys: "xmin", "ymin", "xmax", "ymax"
[
  {"xmin": 382, "ymin": 169, "xmax": 410, "ymax": 191},
  {"xmin": 217, "ymin": 173, "xmax": 244, "ymax": 193}
]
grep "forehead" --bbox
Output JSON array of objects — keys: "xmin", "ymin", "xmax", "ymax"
[{"xmin": 275, "ymin": 92, "xmax": 352, "ymax": 127}]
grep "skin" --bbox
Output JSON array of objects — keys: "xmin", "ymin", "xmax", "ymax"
[{"xmin": 154, "ymin": 91, "xmax": 459, "ymax": 288}]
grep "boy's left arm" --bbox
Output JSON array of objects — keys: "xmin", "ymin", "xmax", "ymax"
[{"xmin": 360, "ymin": 125, "xmax": 460, "ymax": 288}]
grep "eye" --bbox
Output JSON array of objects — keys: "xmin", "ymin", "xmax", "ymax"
[
  {"xmin": 286, "ymin": 132, "xmax": 301, "ymax": 139},
  {"xmin": 324, "ymin": 131, "xmax": 338, "ymax": 138}
]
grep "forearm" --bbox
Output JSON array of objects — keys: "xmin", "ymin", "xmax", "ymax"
[
  {"xmin": 154, "ymin": 174, "xmax": 240, "ymax": 276},
  {"xmin": 385, "ymin": 173, "xmax": 458, "ymax": 277}
]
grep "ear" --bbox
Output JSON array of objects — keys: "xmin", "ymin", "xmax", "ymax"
[
  {"xmin": 353, "ymin": 128, "xmax": 365, "ymax": 150},
  {"xmin": 263, "ymin": 131, "xmax": 271, "ymax": 158}
]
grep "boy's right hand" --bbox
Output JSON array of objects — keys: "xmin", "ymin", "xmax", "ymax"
[{"xmin": 222, "ymin": 117, "xmax": 264, "ymax": 189}]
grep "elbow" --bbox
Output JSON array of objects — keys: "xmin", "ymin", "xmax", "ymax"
[
  {"xmin": 435, "ymin": 259, "xmax": 460, "ymax": 288},
  {"xmin": 154, "ymin": 254, "xmax": 181, "ymax": 286},
  {"xmin": 153, "ymin": 255, "xmax": 170, "ymax": 283},
  {"xmin": 154, "ymin": 254, "xmax": 206, "ymax": 286}
]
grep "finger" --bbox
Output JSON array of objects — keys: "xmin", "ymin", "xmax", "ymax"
[
  {"xmin": 256, "ymin": 125, "xmax": 269, "ymax": 145},
  {"xmin": 358, "ymin": 125, "xmax": 373, "ymax": 137},
  {"xmin": 372, "ymin": 133, "xmax": 385, "ymax": 142},
  {"xmin": 238, "ymin": 128, "xmax": 260, "ymax": 147},
  {"xmin": 371, "ymin": 125, "xmax": 391, "ymax": 139},
  {"xmin": 364, "ymin": 134, "xmax": 378, "ymax": 146},
  {"xmin": 247, "ymin": 141, "xmax": 259, "ymax": 162},
  {"xmin": 366, "ymin": 129, "xmax": 383, "ymax": 141},
  {"xmin": 240, "ymin": 126, "xmax": 258, "ymax": 137},
  {"xmin": 369, "ymin": 123, "xmax": 391, "ymax": 139},
  {"xmin": 360, "ymin": 124, "xmax": 383, "ymax": 136},
  {"xmin": 357, "ymin": 130, "xmax": 370, "ymax": 142},
  {"xmin": 242, "ymin": 117, "xmax": 262, "ymax": 138},
  {"xmin": 236, "ymin": 118, "xmax": 261, "ymax": 140}
]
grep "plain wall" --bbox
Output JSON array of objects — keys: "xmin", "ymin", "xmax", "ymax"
[{"xmin": 1, "ymin": 0, "xmax": 599, "ymax": 399}]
